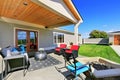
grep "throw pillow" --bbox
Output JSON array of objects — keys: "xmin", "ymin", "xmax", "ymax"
[
  {"xmin": 1, "ymin": 48, "xmax": 12, "ymax": 57},
  {"xmin": 11, "ymin": 48, "xmax": 20, "ymax": 55}
]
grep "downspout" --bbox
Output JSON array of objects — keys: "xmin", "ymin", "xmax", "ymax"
[{"xmin": 74, "ymin": 20, "xmax": 83, "ymax": 45}]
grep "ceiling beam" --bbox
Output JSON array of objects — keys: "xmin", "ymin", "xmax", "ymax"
[{"xmin": 0, "ymin": 17, "xmax": 45, "ymax": 29}]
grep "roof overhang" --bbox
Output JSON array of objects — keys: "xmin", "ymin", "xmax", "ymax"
[
  {"xmin": 0, "ymin": 0, "xmax": 82, "ymax": 28},
  {"xmin": 63, "ymin": 0, "xmax": 82, "ymax": 21},
  {"xmin": 108, "ymin": 31, "xmax": 120, "ymax": 35}
]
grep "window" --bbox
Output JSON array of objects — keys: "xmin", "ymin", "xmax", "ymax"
[
  {"xmin": 17, "ymin": 31, "xmax": 27, "ymax": 45},
  {"xmin": 53, "ymin": 32, "xmax": 64, "ymax": 43}
]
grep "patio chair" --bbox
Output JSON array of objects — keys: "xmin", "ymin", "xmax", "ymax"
[
  {"xmin": 63, "ymin": 52, "xmax": 91, "ymax": 80},
  {"xmin": 54, "ymin": 44, "xmax": 67, "ymax": 55},
  {"xmin": 65, "ymin": 45, "xmax": 79, "ymax": 60}
]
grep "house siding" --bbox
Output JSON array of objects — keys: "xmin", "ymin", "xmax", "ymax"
[
  {"xmin": 64, "ymin": 34, "xmax": 76, "ymax": 45},
  {"xmin": 108, "ymin": 32, "xmax": 120, "ymax": 45},
  {"xmin": 109, "ymin": 35, "xmax": 114, "ymax": 45},
  {"xmin": 0, "ymin": 21, "xmax": 53, "ymax": 48},
  {"xmin": 38, "ymin": 29, "xmax": 53, "ymax": 48},
  {"xmin": 0, "ymin": 21, "xmax": 14, "ymax": 48},
  {"xmin": 57, "ymin": 33, "xmax": 81, "ymax": 45}
]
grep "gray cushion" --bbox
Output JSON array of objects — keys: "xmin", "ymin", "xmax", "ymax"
[{"xmin": 1, "ymin": 46, "xmax": 14, "ymax": 57}]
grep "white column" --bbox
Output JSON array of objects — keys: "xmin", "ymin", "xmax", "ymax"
[{"xmin": 74, "ymin": 20, "xmax": 82, "ymax": 45}]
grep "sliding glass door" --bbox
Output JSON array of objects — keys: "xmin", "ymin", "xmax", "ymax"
[{"xmin": 16, "ymin": 29, "xmax": 38, "ymax": 52}]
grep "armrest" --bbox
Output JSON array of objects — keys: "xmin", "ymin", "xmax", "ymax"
[
  {"xmin": 4, "ymin": 55, "xmax": 26, "ymax": 72},
  {"xmin": 77, "ymin": 62, "xmax": 90, "ymax": 70}
]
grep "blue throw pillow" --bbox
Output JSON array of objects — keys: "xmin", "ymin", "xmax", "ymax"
[
  {"xmin": 1, "ymin": 47, "xmax": 12, "ymax": 57},
  {"xmin": 19, "ymin": 45, "xmax": 26, "ymax": 54},
  {"xmin": 11, "ymin": 47, "xmax": 19, "ymax": 55}
]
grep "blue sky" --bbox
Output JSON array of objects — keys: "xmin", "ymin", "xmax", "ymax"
[{"xmin": 60, "ymin": 0, "xmax": 120, "ymax": 38}]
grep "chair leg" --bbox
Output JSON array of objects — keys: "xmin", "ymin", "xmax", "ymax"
[
  {"xmin": 84, "ymin": 70, "xmax": 94, "ymax": 80},
  {"xmin": 65, "ymin": 74, "xmax": 75, "ymax": 80}
]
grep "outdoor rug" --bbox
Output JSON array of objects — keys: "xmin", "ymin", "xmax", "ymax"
[{"xmin": 28, "ymin": 55, "xmax": 62, "ymax": 71}]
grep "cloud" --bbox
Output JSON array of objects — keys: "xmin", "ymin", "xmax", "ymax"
[
  {"xmin": 82, "ymin": 32, "xmax": 89, "ymax": 38},
  {"xmin": 102, "ymin": 24, "xmax": 108, "ymax": 27},
  {"xmin": 102, "ymin": 24, "xmax": 120, "ymax": 33},
  {"xmin": 105, "ymin": 29, "xmax": 120, "ymax": 33}
]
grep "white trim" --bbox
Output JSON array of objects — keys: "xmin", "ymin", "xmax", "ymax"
[
  {"xmin": 53, "ymin": 32, "xmax": 64, "ymax": 44},
  {"xmin": 14, "ymin": 27, "xmax": 39, "ymax": 32},
  {"xmin": 53, "ymin": 32, "xmax": 56, "ymax": 44},
  {"xmin": 74, "ymin": 20, "xmax": 82, "ymax": 45},
  {"xmin": 53, "ymin": 28, "xmax": 81, "ymax": 36},
  {"xmin": 14, "ymin": 27, "xmax": 16, "ymax": 46},
  {"xmin": 0, "ymin": 17, "xmax": 45, "ymax": 29},
  {"xmin": 69, "ymin": 0, "xmax": 82, "ymax": 21},
  {"xmin": 14, "ymin": 27, "xmax": 39, "ymax": 49},
  {"xmin": 113, "ymin": 35, "xmax": 115, "ymax": 45}
]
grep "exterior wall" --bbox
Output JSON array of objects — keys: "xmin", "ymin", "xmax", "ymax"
[
  {"xmin": 0, "ymin": 21, "xmax": 53, "ymax": 48},
  {"xmin": 64, "ymin": 34, "xmax": 75, "ymax": 45},
  {"xmin": 0, "ymin": 21, "xmax": 81, "ymax": 49},
  {"xmin": 0, "ymin": 21, "xmax": 14, "ymax": 48},
  {"xmin": 78, "ymin": 36, "xmax": 82, "ymax": 45},
  {"xmin": 83, "ymin": 38, "xmax": 109, "ymax": 44},
  {"xmin": 108, "ymin": 33, "xmax": 120, "ymax": 45},
  {"xmin": 53, "ymin": 28, "xmax": 82, "ymax": 45},
  {"xmin": 38, "ymin": 29, "xmax": 53, "ymax": 48},
  {"xmin": 63, "ymin": 34, "xmax": 82, "ymax": 45},
  {"xmin": 109, "ymin": 35, "xmax": 114, "ymax": 45},
  {"xmin": 32, "ymin": 0, "xmax": 77, "ymax": 23}
]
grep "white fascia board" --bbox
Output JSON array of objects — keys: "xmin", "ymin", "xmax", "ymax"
[
  {"xmin": 108, "ymin": 33, "xmax": 120, "ymax": 35},
  {"xmin": 31, "ymin": 0, "xmax": 78, "ymax": 23}
]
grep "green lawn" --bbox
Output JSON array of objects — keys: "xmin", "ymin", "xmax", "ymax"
[{"xmin": 78, "ymin": 44, "xmax": 120, "ymax": 63}]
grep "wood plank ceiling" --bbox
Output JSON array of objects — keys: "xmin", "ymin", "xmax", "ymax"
[{"xmin": 0, "ymin": 0, "xmax": 72, "ymax": 28}]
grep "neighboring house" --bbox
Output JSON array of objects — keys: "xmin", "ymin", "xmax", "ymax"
[
  {"xmin": 0, "ymin": 0, "xmax": 83, "ymax": 52},
  {"xmin": 109, "ymin": 31, "xmax": 120, "ymax": 45}
]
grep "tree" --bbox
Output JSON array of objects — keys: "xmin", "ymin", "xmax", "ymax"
[
  {"xmin": 100, "ymin": 31, "xmax": 108, "ymax": 38},
  {"xmin": 89, "ymin": 30, "xmax": 108, "ymax": 38}
]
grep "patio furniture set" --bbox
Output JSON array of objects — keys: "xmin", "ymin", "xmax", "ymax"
[
  {"xmin": 0, "ymin": 43, "xmax": 120, "ymax": 80},
  {"xmin": 0, "ymin": 45, "xmax": 47, "ymax": 80},
  {"xmin": 54, "ymin": 43, "xmax": 91, "ymax": 80},
  {"xmin": 54, "ymin": 43, "xmax": 120, "ymax": 80},
  {"xmin": 0, "ymin": 45, "xmax": 30, "ymax": 80}
]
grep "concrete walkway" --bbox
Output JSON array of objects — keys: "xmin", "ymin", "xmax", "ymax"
[{"xmin": 110, "ymin": 45, "xmax": 120, "ymax": 56}]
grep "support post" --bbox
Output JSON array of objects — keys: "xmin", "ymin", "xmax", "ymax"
[{"xmin": 74, "ymin": 20, "xmax": 82, "ymax": 45}]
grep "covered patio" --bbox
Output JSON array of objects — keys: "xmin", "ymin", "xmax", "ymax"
[
  {"xmin": 1, "ymin": 0, "xmax": 120, "ymax": 80},
  {"xmin": 0, "ymin": 0, "xmax": 83, "ymax": 80},
  {"xmin": 0, "ymin": 0, "xmax": 83, "ymax": 49}
]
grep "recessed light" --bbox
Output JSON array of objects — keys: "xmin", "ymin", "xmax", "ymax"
[{"xmin": 23, "ymin": 2, "xmax": 28, "ymax": 6}]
